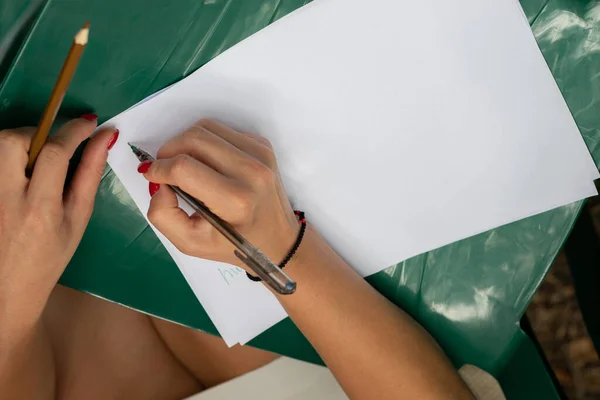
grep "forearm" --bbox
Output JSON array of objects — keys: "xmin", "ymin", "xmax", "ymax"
[
  {"xmin": 276, "ymin": 226, "xmax": 473, "ymax": 400},
  {"xmin": 0, "ymin": 299, "xmax": 55, "ymax": 400}
]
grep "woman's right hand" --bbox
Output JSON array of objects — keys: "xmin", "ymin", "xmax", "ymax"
[{"xmin": 138, "ymin": 119, "xmax": 300, "ymax": 270}]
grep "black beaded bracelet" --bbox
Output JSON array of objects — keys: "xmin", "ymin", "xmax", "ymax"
[{"xmin": 246, "ymin": 211, "xmax": 306, "ymax": 282}]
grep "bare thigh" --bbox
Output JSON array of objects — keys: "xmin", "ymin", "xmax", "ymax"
[
  {"xmin": 43, "ymin": 285, "xmax": 201, "ymax": 400},
  {"xmin": 151, "ymin": 317, "xmax": 280, "ymax": 388}
]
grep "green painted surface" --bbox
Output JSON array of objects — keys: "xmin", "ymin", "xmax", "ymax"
[{"xmin": 1, "ymin": 0, "xmax": 598, "ymax": 397}]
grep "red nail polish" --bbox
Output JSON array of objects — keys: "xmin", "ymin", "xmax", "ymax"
[
  {"xmin": 137, "ymin": 160, "xmax": 152, "ymax": 173},
  {"xmin": 107, "ymin": 130, "xmax": 119, "ymax": 150},
  {"xmin": 81, "ymin": 113, "xmax": 98, "ymax": 121},
  {"xmin": 149, "ymin": 182, "xmax": 160, "ymax": 196}
]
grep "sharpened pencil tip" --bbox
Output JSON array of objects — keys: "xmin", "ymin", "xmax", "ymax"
[{"xmin": 75, "ymin": 22, "xmax": 90, "ymax": 45}]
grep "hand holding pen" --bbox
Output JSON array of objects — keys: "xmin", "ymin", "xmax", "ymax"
[{"xmin": 132, "ymin": 119, "xmax": 300, "ymax": 294}]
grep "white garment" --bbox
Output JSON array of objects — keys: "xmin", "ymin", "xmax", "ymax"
[{"xmin": 185, "ymin": 357, "xmax": 505, "ymax": 400}]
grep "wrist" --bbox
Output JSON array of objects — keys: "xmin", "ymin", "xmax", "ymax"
[
  {"xmin": 273, "ymin": 224, "xmax": 354, "ymax": 293},
  {"xmin": 269, "ymin": 209, "xmax": 304, "ymax": 262},
  {"xmin": 239, "ymin": 210, "xmax": 302, "ymax": 274},
  {"xmin": 0, "ymin": 291, "xmax": 46, "ymax": 342}
]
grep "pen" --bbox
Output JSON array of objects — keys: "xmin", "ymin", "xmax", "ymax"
[{"xmin": 128, "ymin": 143, "xmax": 297, "ymax": 295}]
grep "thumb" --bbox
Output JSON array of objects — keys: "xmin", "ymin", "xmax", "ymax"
[{"xmin": 64, "ymin": 127, "xmax": 118, "ymax": 230}]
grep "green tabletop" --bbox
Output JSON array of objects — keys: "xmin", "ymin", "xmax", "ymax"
[{"xmin": 1, "ymin": 1, "xmax": 598, "ymax": 398}]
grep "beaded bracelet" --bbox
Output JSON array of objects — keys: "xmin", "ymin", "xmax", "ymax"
[{"xmin": 246, "ymin": 211, "xmax": 306, "ymax": 282}]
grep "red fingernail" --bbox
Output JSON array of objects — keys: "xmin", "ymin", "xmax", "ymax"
[
  {"xmin": 107, "ymin": 129, "xmax": 119, "ymax": 150},
  {"xmin": 149, "ymin": 182, "xmax": 160, "ymax": 196},
  {"xmin": 137, "ymin": 160, "xmax": 152, "ymax": 173},
  {"xmin": 81, "ymin": 113, "xmax": 98, "ymax": 121}
]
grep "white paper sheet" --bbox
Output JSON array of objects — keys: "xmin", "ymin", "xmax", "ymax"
[{"xmin": 102, "ymin": 0, "xmax": 598, "ymax": 345}]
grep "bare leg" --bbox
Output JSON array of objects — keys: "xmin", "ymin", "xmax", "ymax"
[
  {"xmin": 44, "ymin": 285, "xmax": 201, "ymax": 400},
  {"xmin": 151, "ymin": 318, "xmax": 280, "ymax": 388}
]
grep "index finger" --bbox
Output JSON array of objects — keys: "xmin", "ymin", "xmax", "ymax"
[
  {"xmin": 28, "ymin": 117, "xmax": 98, "ymax": 204},
  {"xmin": 141, "ymin": 154, "xmax": 251, "ymax": 222},
  {"xmin": 64, "ymin": 127, "xmax": 117, "ymax": 232}
]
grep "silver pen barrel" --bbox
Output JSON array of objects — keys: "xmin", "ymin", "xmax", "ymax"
[{"xmin": 171, "ymin": 186, "xmax": 296, "ymax": 294}]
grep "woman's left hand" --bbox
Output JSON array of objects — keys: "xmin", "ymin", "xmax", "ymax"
[{"xmin": 0, "ymin": 118, "xmax": 118, "ymax": 324}]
